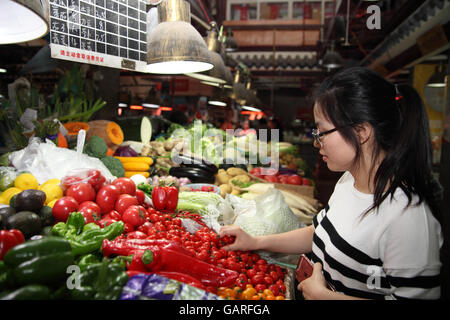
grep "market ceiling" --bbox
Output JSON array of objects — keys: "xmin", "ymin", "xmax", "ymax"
[{"xmin": 0, "ymin": 0, "xmax": 449, "ymax": 92}]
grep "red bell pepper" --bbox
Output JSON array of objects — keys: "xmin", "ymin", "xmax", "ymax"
[
  {"xmin": 151, "ymin": 185, "xmax": 179, "ymax": 212},
  {"xmin": 103, "ymin": 239, "xmax": 239, "ymax": 287},
  {"xmin": 0, "ymin": 229, "xmax": 25, "ymax": 260},
  {"xmin": 165, "ymin": 186, "xmax": 178, "ymax": 211}
]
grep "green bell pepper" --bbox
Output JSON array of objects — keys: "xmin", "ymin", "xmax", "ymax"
[
  {"xmin": 2, "ymin": 237, "xmax": 73, "ymax": 287},
  {"xmin": 77, "ymin": 253, "xmax": 100, "ymax": 272},
  {"xmin": 70, "ymin": 257, "xmax": 129, "ymax": 300},
  {"xmin": 52, "ymin": 212, "xmax": 124, "ymax": 256}
]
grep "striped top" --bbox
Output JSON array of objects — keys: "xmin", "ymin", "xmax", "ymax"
[{"xmin": 312, "ymin": 172, "xmax": 443, "ymax": 300}]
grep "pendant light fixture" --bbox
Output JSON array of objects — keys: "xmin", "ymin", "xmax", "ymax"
[
  {"xmin": 224, "ymin": 28, "xmax": 238, "ymax": 52},
  {"xmin": 208, "ymin": 87, "xmax": 228, "ymax": 107},
  {"xmin": 426, "ymin": 63, "xmax": 447, "ymax": 88},
  {"xmin": 146, "ymin": 0, "xmax": 213, "ymax": 74},
  {"xmin": 230, "ymin": 69, "xmax": 248, "ymax": 105},
  {"xmin": 322, "ymin": 43, "xmax": 343, "ymax": 70},
  {"xmin": 186, "ymin": 22, "xmax": 232, "ymax": 86},
  {"xmin": 0, "ymin": 0, "xmax": 49, "ymax": 44}
]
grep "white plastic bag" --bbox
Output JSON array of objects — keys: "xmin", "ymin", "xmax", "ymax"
[
  {"xmin": 9, "ymin": 137, "xmax": 115, "ymax": 184},
  {"xmin": 228, "ymin": 188, "xmax": 304, "ymax": 237}
]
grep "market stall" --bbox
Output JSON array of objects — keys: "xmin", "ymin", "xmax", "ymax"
[{"xmin": 0, "ymin": 112, "xmax": 320, "ymax": 300}]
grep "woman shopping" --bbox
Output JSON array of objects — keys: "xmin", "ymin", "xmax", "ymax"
[{"xmin": 219, "ymin": 67, "xmax": 444, "ymax": 300}]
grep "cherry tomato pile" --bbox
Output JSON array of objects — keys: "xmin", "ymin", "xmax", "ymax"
[
  {"xmin": 53, "ymin": 171, "xmax": 287, "ymax": 300},
  {"xmin": 250, "ymin": 167, "xmax": 311, "ymax": 186}
]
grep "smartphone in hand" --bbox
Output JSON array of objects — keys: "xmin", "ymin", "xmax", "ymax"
[{"xmin": 296, "ymin": 255, "xmax": 336, "ymax": 291}]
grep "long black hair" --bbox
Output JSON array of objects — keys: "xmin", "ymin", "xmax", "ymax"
[{"xmin": 314, "ymin": 67, "xmax": 443, "ymax": 224}]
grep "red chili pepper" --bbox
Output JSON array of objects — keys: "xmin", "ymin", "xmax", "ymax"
[
  {"xmin": 102, "ymin": 239, "xmax": 190, "ymax": 257},
  {"xmin": 165, "ymin": 186, "xmax": 178, "ymax": 212},
  {"xmin": 151, "ymin": 186, "xmax": 167, "ymax": 211},
  {"xmin": 154, "ymin": 271, "xmax": 206, "ymax": 290},
  {"xmin": 0, "ymin": 229, "xmax": 25, "ymax": 260}
]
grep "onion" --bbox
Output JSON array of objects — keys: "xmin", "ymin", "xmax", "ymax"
[{"xmin": 113, "ymin": 146, "xmax": 138, "ymax": 157}]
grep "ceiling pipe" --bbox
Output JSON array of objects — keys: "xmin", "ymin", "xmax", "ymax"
[{"xmin": 360, "ymin": 0, "xmax": 450, "ymax": 70}]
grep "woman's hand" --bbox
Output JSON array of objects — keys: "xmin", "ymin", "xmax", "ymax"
[
  {"xmin": 297, "ymin": 262, "xmax": 330, "ymax": 300},
  {"xmin": 219, "ymin": 225, "xmax": 259, "ymax": 251}
]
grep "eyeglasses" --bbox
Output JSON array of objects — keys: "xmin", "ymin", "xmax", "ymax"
[{"xmin": 312, "ymin": 125, "xmax": 353, "ymax": 147}]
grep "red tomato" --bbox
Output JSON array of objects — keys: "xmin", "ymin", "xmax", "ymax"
[
  {"xmin": 122, "ymin": 205, "xmax": 147, "ymax": 227},
  {"xmin": 112, "ymin": 177, "xmax": 136, "ymax": 196},
  {"xmin": 260, "ymin": 168, "xmax": 279, "ymax": 176},
  {"xmin": 66, "ymin": 183, "xmax": 96, "ymax": 203},
  {"xmin": 60, "ymin": 176, "xmax": 83, "ymax": 191},
  {"xmin": 96, "ymin": 185, "xmax": 120, "ymax": 214},
  {"xmin": 52, "ymin": 196, "xmax": 79, "ymax": 222},
  {"xmin": 87, "ymin": 169, "xmax": 106, "ymax": 191},
  {"xmin": 78, "ymin": 201, "xmax": 101, "ymax": 224},
  {"xmin": 255, "ymin": 284, "xmax": 266, "ymax": 292},
  {"xmin": 78, "ymin": 201, "xmax": 101, "ymax": 215},
  {"xmin": 97, "ymin": 218, "xmax": 117, "ymax": 228},
  {"xmin": 263, "ymin": 175, "xmax": 279, "ymax": 183},
  {"xmin": 286, "ymin": 175, "xmax": 302, "ymax": 185},
  {"xmin": 302, "ymin": 178, "xmax": 312, "ymax": 186},
  {"xmin": 269, "ymin": 270, "xmax": 279, "ymax": 282},
  {"xmin": 114, "ymin": 194, "xmax": 139, "ymax": 215},
  {"xmin": 251, "ymin": 274, "xmax": 264, "ymax": 286},
  {"xmin": 278, "ymin": 174, "xmax": 290, "ymax": 184},
  {"xmin": 249, "ymin": 167, "xmax": 261, "ymax": 175},
  {"xmin": 263, "ymin": 275, "xmax": 274, "ymax": 286},
  {"xmin": 124, "ymin": 222, "xmax": 135, "ymax": 233},
  {"xmin": 269, "ymin": 284, "xmax": 280, "ymax": 296},
  {"xmin": 135, "ymin": 189, "xmax": 145, "ymax": 205},
  {"xmin": 103, "ymin": 210, "xmax": 122, "ymax": 221},
  {"xmin": 137, "ymin": 221, "xmax": 154, "ymax": 234}
]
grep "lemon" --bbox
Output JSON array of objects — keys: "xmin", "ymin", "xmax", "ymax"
[
  {"xmin": 47, "ymin": 198, "xmax": 58, "ymax": 208},
  {"xmin": 0, "ymin": 187, "xmax": 22, "ymax": 204},
  {"xmin": 40, "ymin": 183, "xmax": 63, "ymax": 205},
  {"xmin": 39, "ymin": 178, "xmax": 61, "ymax": 191},
  {"xmin": 14, "ymin": 173, "xmax": 39, "ymax": 190}
]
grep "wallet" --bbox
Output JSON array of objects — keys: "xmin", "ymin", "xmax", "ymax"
[{"xmin": 296, "ymin": 254, "xmax": 336, "ymax": 291}]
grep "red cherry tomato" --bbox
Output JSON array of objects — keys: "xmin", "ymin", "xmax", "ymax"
[
  {"xmin": 122, "ymin": 205, "xmax": 147, "ymax": 227},
  {"xmin": 66, "ymin": 183, "xmax": 96, "ymax": 203},
  {"xmin": 135, "ymin": 189, "xmax": 145, "ymax": 205},
  {"xmin": 103, "ymin": 210, "xmax": 122, "ymax": 221},
  {"xmin": 263, "ymin": 175, "xmax": 279, "ymax": 183},
  {"xmin": 302, "ymin": 178, "xmax": 312, "ymax": 186},
  {"xmin": 278, "ymin": 174, "xmax": 290, "ymax": 184},
  {"xmin": 137, "ymin": 221, "xmax": 154, "ymax": 234},
  {"xmin": 95, "ymin": 185, "xmax": 120, "ymax": 214},
  {"xmin": 114, "ymin": 194, "xmax": 139, "ymax": 215},
  {"xmin": 97, "ymin": 218, "xmax": 117, "ymax": 228},
  {"xmin": 286, "ymin": 175, "xmax": 302, "ymax": 185},
  {"xmin": 52, "ymin": 196, "xmax": 79, "ymax": 222},
  {"xmin": 60, "ymin": 176, "xmax": 83, "ymax": 191},
  {"xmin": 112, "ymin": 177, "xmax": 136, "ymax": 196}
]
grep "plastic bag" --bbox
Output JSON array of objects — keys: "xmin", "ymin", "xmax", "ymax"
[
  {"xmin": 228, "ymin": 187, "xmax": 304, "ymax": 236},
  {"xmin": 9, "ymin": 137, "xmax": 115, "ymax": 185},
  {"xmin": 228, "ymin": 188, "xmax": 305, "ymax": 265},
  {"xmin": 0, "ymin": 167, "xmax": 19, "ymax": 191}
]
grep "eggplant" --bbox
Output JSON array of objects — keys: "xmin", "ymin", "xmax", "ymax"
[
  {"xmin": 168, "ymin": 167, "xmax": 215, "ymax": 184},
  {"xmin": 171, "ymin": 153, "xmax": 218, "ymax": 174}
]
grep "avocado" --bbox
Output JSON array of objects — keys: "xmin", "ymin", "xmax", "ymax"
[
  {"xmin": 13, "ymin": 189, "xmax": 46, "ymax": 213},
  {"xmin": 0, "ymin": 207, "xmax": 16, "ymax": 229},
  {"xmin": 6, "ymin": 211, "xmax": 42, "ymax": 238},
  {"xmin": 38, "ymin": 206, "xmax": 54, "ymax": 227}
]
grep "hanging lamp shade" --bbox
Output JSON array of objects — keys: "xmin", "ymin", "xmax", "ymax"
[
  {"xmin": 229, "ymin": 70, "xmax": 248, "ymax": 104},
  {"xmin": 322, "ymin": 44, "xmax": 343, "ymax": 69},
  {"xmin": 0, "ymin": 0, "xmax": 49, "ymax": 44},
  {"xmin": 225, "ymin": 28, "xmax": 238, "ymax": 52},
  {"xmin": 209, "ymin": 87, "xmax": 228, "ymax": 107},
  {"xmin": 186, "ymin": 24, "xmax": 231, "ymax": 85},
  {"xmin": 146, "ymin": 0, "xmax": 213, "ymax": 74},
  {"xmin": 426, "ymin": 64, "xmax": 446, "ymax": 88}
]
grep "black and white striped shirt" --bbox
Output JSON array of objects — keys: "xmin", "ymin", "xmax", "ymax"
[{"xmin": 312, "ymin": 172, "xmax": 442, "ymax": 300}]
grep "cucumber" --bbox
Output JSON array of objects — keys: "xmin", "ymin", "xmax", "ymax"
[
  {"xmin": 5, "ymin": 211, "xmax": 42, "ymax": 239},
  {"xmin": 0, "ymin": 285, "xmax": 51, "ymax": 300},
  {"xmin": 3, "ymin": 236, "xmax": 71, "ymax": 268}
]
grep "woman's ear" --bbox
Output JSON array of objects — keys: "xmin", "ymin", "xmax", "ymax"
[{"xmin": 354, "ymin": 123, "xmax": 373, "ymax": 145}]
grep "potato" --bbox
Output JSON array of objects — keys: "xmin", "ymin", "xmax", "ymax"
[
  {"xmin": 231, "ymin": 189, "xmax": 240, "ymax": 196},
  {"xmin": 219, "ymin": 184, "xmax": 231, "ymax": 197},
  {"xmin": 232, "ymin": 174, "xmax": 250, "ymax": 183},
  {"xmin": 226, "ymin": 167, "xmax": 247, "ymax": 177},
  {"xmin": 216, "ymin": 172, "xmax": 230, "ymax": 185}
]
